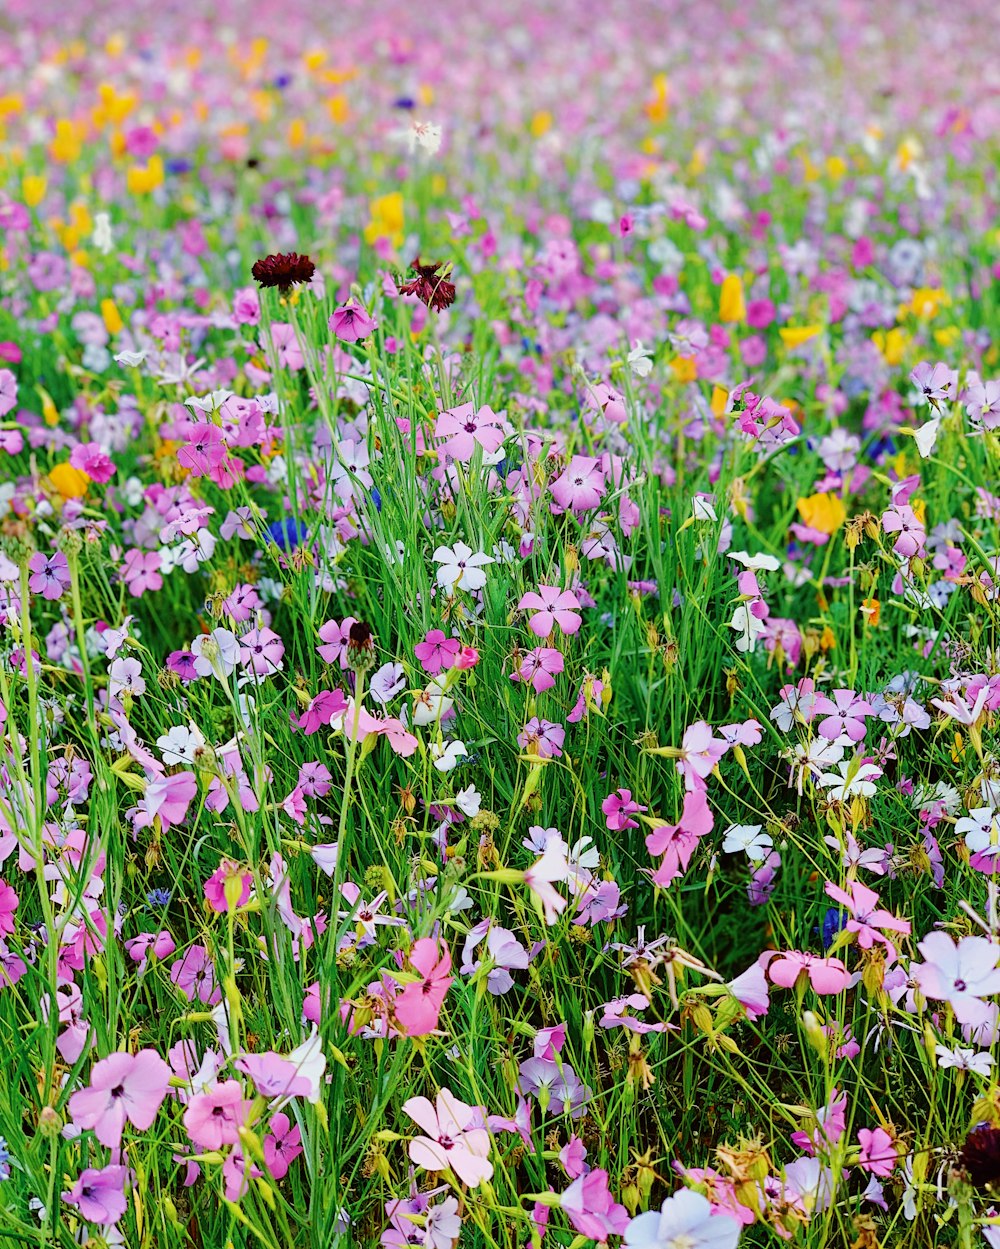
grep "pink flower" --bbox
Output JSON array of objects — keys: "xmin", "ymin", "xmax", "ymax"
[
  {"xmin": 403, "ymin": 1088, "xmax": 494, "ymax": 1186},
  {"xmin": 912, "ymin": 932, "xmax": 1000, "ymax": 1027},
  {"xmin": 517, "ymin": 585, "xmax": 582, "ymax": 637},
  {"xmin": 675, "ymin": 721, "xmax": 728, "ymax": 791},
  {"xmin": 813, "ymin": 689, "xmax": 874, "ymax": 743},
  {"xmin": 239, "ymin": 626, "xmax": 285, "ymax": 676},
  {"xmin": 68, "ymin": 1049, "xmax": 171, "ymax": 1147},
  {"xmin": 0, "ymin": 880, "xmax": 17, "ymax": 937},
  {"xmin": 169, "ymin": 944, "xmax": 221, "ymax": 1004},
  {"xmin": 646, "ymin": 789, "xmax": 713, "ymax": 888},
  {"xmin": 790, "ymin": 1088, "xmax": 847, "ymax": 1156},
  {"xmin": 0, "ymin": 368, "xmax": 17, "ymax": 417},
  {"xmin": 142, "ymin": 771, "xmax": 197, "ymax": 831},
  {"xmin": 329, "ymin": 301, "xmax": 376, "ymax": 343},
  {"xmin": 517, "ymin": 717, "xmax": 565, "ymax": 758},
  {"xmin": 184, "ymin": 1081, "xmax": 251, "ymax": 1149},
  {"xmin": 204, "ymin": 859, "xmax": 252, "ymax": 912},
  {"xmin": 435, "ymin": 403, "xmax": 505, "ymax": 462},
  {"xmin": 823, "ymin": 880, "xmax": 910, "ymax": 949},
  {"xmin": 415, "ymin": 629, "xmax": 461, "ymax": 675},
  {"xmin": 177, "ymin": 423, "xmax": 227, "ymax": 476},
  {"xmin": 264, "ymin": 1111, "xmax": 303, "ymax": 1179},
  {"xmin": 858, "ymin": 1127, "xmax": 897, "ymax": 1177},
  {"xmin": 768, "ymin": 951, "xmax": 850, "ymax": 995},
  {"xmin": 63, "ymin": 1164, "xmax": 129, "ymax": 1225},
  {"xmin": 510, "ymin": 647, "xmax": 564, "ymax": 692},
  {"xmin": 549, "ymin": 455, "xmax": 605, "ymax": 512},
  {"xmin": 561, "ymin": 1168, "xmax": 630, "ymax": 1241},
  {"xmin": 120, "ymin": 549, "xmax": 163, "ymax": 596},
  {"xmin": 602, "ymin": 788, "xmax": 647, "ymax": 831},
  {"xmin": 70, "ymin": 441, "xmax": 116, "ymax": 483},
  {"xmin": 317, "ymin": 616, "xmax": 358, "ymax": 666},
  {"xmin": 394, "ymin": 938, "xmax": 453, "ymax": 1036}
]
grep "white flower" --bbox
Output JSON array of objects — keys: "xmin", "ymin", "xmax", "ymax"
[
  {"xmin": 406, "ymin": 120, "xmax": 443, "ymax": 155},
  {"xmin": 412, "ymin": 678, "xmax": 454, "ymax": 727},
  {"xmin": 284, "ymin": 1026, "xmax": 326, "ymax": 1104},
  {"xmin": 623, "ymin": 1188, "xmax": 741, "ymax": 1249},
  {"xmin": 730, "ymin": 550, "xmax": 781, "ymax": 572},
  {"xmin": 92, "ymin": 211, "xmax": 114, "ymax": 255},
  {"xmin": 722, "ymin": 823, "xmax": 773, "ymax": 862},
  {"xmin": 184, "ymin": 388, "xmax": 233, "ymax": 413},
  {"xmin": 115, "ymin": 349, "xmax": 147, "ymax": 368},
  {"xmin": 935, "ymin": 1044, "xmax": 993, "ymax": 1075},
  {"xmin": 957, "ymin": 807, "xmax": 1000, "ymax": 857},
  {"xmin": 108, "ymin": 656, "xmax": 145, "ymax": 698},
  {"xmin": 627, "ymin": 341, "xmax": 654, "ymax": 377},
  {"xmin": 913, "ymin": 416, "xmax": 941, "ymax": 458},
  {"xmin": 433, "ymin": 541, "xmax": 493, "ymax": 593},
  {"xmin": 431, "ymin": 740, "xmax": 468, "ymax": 773},
  {"xmin": 691, "ymin": 494, "xmax": 717, "ymax": 522},
  {"xmin": 729, "ymin": 603, "xmax": 768, "ymax": 653},
  {"xmin": 455, "ymin": 785, "xmax": 482, "ymax": 817},
  {"xmin": 157, "ymin": 722, "xmax": 206, "ymax": 766},
  {"xmin": 817, "ymin": 759, "xmax": 883, "ymax": 799},
  {"xmin": 191, "ymin": 628, "xmax": 241, "ymax": 680}
]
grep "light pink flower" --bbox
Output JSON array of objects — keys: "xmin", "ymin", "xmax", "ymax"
[{"xmin": 403, "ymin": 1089, "xmax": 494, "ymax": 1187}]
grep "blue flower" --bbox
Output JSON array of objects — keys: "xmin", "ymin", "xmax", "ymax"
[
  {"xmin": 165, "ymin": 158, "xmax": 192, "ymax": 175},
  {"xmin": 0, "ymin": 1137, "xmax": 10, "ymax": 1182},
  {"xmin": 266, "ymin": 518, "xmax": 309, "ymax": 551},
  {"xmin": 820, "ymin": 907, "xmax": 847, "ymax": 949},
  {"xmin": 393, "ymin": 96, "xmax": 416, "ymax": 110},
  {"xmin": 147, "ymin": 889, "xmax": 172, "ymax": 909},
  {"xmin": 370, "ymin": 487, "xmax": 382, "ymax": 513}
]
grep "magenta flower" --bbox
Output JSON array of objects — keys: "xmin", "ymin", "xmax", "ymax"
[
  {"xmin": 176, "ymin": 423, "xmax": 227, "ymax": 476},
  {"xmin": 510, "ymin": 647, "xmax": 564, "ymax": 692},
  {"xmin": 403, "ymin": 1088, "xmax": 494, "ymax": 1187},
  {"xmin": 414, "ymin": 629, "xmax": 461, "ymax": 676},
  {"xmin": 68, "ymin": 1049, "xmax": 171, "ymax": 1147},
  {"xmin": 912, "ymin": 932, "xmax": 1000, "ymax": 1027},
  {"xmin": 329, "ymin": 301, "xmax": 376, "ymax": 343},
  {"xmin": 70, "ymin": 441, "xmax": 116, "ymax": 483},
  {"xmin": 204, "ymin": 860, "xmax": 252, "ymax": 912},
  {"xmin": 602, "ymin": 788, "xmax": 647, "ymax": 831},
  {"xmin": 549, "ymin": 455, "xmax": 605, "ymax": 512},
  {"xmin": 517, "ymin": 585, "xmax": 581, "ymax": 637},
  {"xmin": 813, "ymin": 689, "xmax": 874, "ymax": 743},
  {"xmin": 169, "ymin": 944, "xmax": 221, "ymax": 1004},
  {"xmin": 646, "ymin": 789, "xmax": 713, "ymax": 888},
  {"xmin": 317, "ymin": 616, "xmax": 358, "ymax": 667},
  {"xmin": 28, "ymin": 550, "xmax": 71, "ymax": 600},
  {"xmin": 120, "ymin": 549, "xmax": 163, "ymax": 597},
  {"xmin": 63, "ymin": 1164, "xmax": 129, "ymax": 1226},
  {"xmin": 675, "ymin": 721, "xmax": 728, "ymax": 792},
  {"xmin": 142, "ymin": 771, "xmax": 197, "ymax": 831},
  {"xmin": 184, "ymin": 1081, "xmax": 251, "ymax": 1149},
  {"xmin": 0, "ymin": 880, "xmax": 17, "ymax": 938},
  {"xmin": 264, "ymin": 1111, "xmax": 303, "ymax": 1179},
  {"xmin": 435, "ymin": 403, "xmax": 505, "ymax": 462},
  {"xmin": 881, "ymin": 504, "xmax": 926, "ymax": 558}
]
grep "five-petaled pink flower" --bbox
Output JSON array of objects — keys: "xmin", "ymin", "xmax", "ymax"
[
  {"xmin": 403, "ymin": 1088, "xmax": 494, "ymax": 1186},
  {"xmin": 767, "ymin": 951, "xmax": 850, "ymax": 995},
  {"xmin": 517, "ymin": 585, "xmax": 582, "ymax": 637},
  {"xmin": 435, "ymin": 403, "xmax": 505, "ymax": 463},
  {"xmin": 823, "ymin": 880, "xmax": 910, "ymax": 950},
  {"xmin": 394, "ymin": 938, "xmax": 454, "ymax": 1036},
  {"xmin": 68, "ymin": 1048, "xmax": 171, "ymax": 1147}
]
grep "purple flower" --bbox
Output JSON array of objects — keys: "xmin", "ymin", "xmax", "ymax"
[
  {"xmin": 28, "ymin": 550, "xmax": 71, "ymax": 600},
  {"xmin": 63, "ymin": 1164, "xmax": 129, "ymax": 1225},
  {"xmin": 912, "ymin": 932, "xmax": 1000, "ymax": 1028},
  {"xmin": 68, "ymin": 1049, "xmax": 171, "ymax": 1147},
  {"xmin": 813, "ymin": 689, "xmax": 874, "ymax": 743}
]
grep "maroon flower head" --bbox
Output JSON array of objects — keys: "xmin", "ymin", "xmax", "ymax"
[
  {"xmin": 961, "ymin": 1126, "xmax": 1000, "ymax": 1188},
  {"xmin": 399, "ymin": 258, "xmax": 456, "ymax": 312},
  {"xmin": 251, "ymin": 252, "xmax": 316, "ymax": 295}
]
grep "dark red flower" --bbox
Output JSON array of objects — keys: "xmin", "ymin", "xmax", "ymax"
[
  {"xmin": 961, "ymin": 1126, "xmax": 1000, "ymax": 1187},
  {"xmin": 251, "ymin": 252, "xmax": 316, "ymax": 295},
  {"xmin": 398, "ymin": 258, "xmax": 456, "ymax": 312}
]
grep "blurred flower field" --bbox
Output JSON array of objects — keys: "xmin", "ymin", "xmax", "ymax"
[{"xmin": 3, "ymin": 0, "xmax": 1000, "ymax": 1245}]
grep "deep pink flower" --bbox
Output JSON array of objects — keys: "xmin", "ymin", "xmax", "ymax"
[
  {"xmin": 329, "ymin": 301, "xmax": 376, "ymax": 343},
  {"xmin": 414, "ymin": 629, "xmax": 461, "ymax": 676},
  {"xmin": 70, "ymin": 441, "xmax": 116, "ymax": 483},
  {"xmin": 264, "ymin": 1111, "xmax": 303, "ymax": 1179},
  {"xmin": 549, "ymin": 455, "xmax": 605, "ymax": 512},
  {"xmin": 394, "ymin": 938, "xmax": 453, "ymax": 1036},
  {"xmin": 204, "ymin": 859, "xmax": 252, "ymax": 912},
  {"xmin": 646, "ymin": 789, "xmax": 713, "ymax": 888},
  {"xmin": 602, "ymin": 788, "xmax": 647, "ymax": 831},
  {"xmin": 435, "ymin": 403, "xmax": 505, "ymax": 462},
  {"xmin": 823, "ymin": 880, "xmax": 910, "ymax": 949},
  {"xmin": 858, "ymin": 1126, "xmax": 897, "ymax": 1177},
  {"xmin": 183, "ymin": 1080, "xmax": 251, "ymax": 1149}
]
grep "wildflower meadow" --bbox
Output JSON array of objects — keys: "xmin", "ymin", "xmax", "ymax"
[{"xmin": 4, "ymin": 1, "xmax": 1000, "ymax": 1245}]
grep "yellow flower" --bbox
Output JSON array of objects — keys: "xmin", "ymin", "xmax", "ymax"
[
  {"xmin": 860, "ymin": 598, "xmax": 881, "ymax": 627},
  {"xmin": 126, "ymin": 155, "xmax": 164, "ymax": 195},
  {"xmin": 287, "ymin": 118, "xmax": 307, "ymax": 148},
  {"xmin": 718, "ymin": 274, "xmax": 746, "ymax": 323},
  {"xmin": 670, "ymin": 356, "xmax": 698, "ymax": 383},
  {"xmin": 530, "ymin": 111, "xmax": 553, "ymax": 138},
  {"xmin": 49, "ymin": 463, "xmax": 90, "ymax": 499},
  {"xmin": 21, "ymin": 174, "xmax": 46, "ymax": 207},
  {"xmin": 905, "ymin": 287, "xmax": 949, "ymax": 320},
  {"xmin": 796, "ymin": 492, "xmax": 846, "ymax": 535},
  {"xmin": 644, "ymin": 73, "xmax": 669, "ymax": 123},
  {"xmin": 101, "ymin": 299, "xmax": 124, "ymax": 335},
  {"xmin": 710, "ymin": 385, "xmax": 729, "ymax": 416},
  {"xmin": 779, "ymin": 324, "xmax": 822, "ymax": 348},
  {"xmin": 50, "ymin": 119, "xmax": 83, "ymax": 164},
  {"xmin": 825, "ymin": 155, "xmax": 847, "ymax": 181},
  {"xmin": 363, "ymin": 192, "xmax": 405, "ymax": 248},
  {"xmin": 871, "ymin": 327, "xmax": 908, "ymax": 366},
  {"xmin": 327, "ymin": 95, "xmax": 349, "ymax": 124}
]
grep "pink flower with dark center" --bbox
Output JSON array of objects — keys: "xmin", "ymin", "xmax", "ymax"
[
  {"xmin": 329, "ymin": 301, "xmax": 376, "ymax": 343},
  {"xmin": 177, "ymin": 423, "xmax": 227, "ymax": 476},
  {"xmin": 68, "ymin": 1049, "xmax": 171, "ymax": 1147},
  {"xmin": 414, "ymin": 629, "xmax": 461, "ymax": 676},
  {"xmin": 517, "ymin": 717, "xmax": 565, "ymax": 758},
  {"xmin": 120, "ymin": 549, "xmax": 163, "ymax": 597},
  {"xmin": 28, "ymin": 550, "xmax": 71, "ymax": 600},
  {"xmin": 813, "ymin": 689, "xmax": 874, "ymax": 743},
  {"xmin": 602, "ymin": 788, "xmax": 647, "ymax": 831},
  {"xmin": 239, "ymin": 626, "xmax": 285, "ymax": 676},
  {"xmin": 264, "ymin": 1111, "xmax": 303, "ymax": 1179},
  {"xmin": 394, "ymin": 938, "xmax": 454, "ymax": 1036},
  {"xmin": 510, "ymin": 647, "xmax": 564, "ymax": 692},
  {"xmin": 912, "ymin": 932, "xmax": 1000, "ymax": 1027},
  {"xmin": 549, "ymin": 455, "xmax": 605, "ymax": 512},
  {"xmin": 435, "ymin": 403, "xmax": 505, "ymax": 462},
  {"xmin": 403, "ymin": 1088, "xmax": 493, "ymax": 1187},
  {"xmin": 184, "ymin": 1080, "xmax": 252, "ymax": 1149},
  {"xmin": 646, "ymin": 789, "xmax": 713, "ymax": 888}
]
